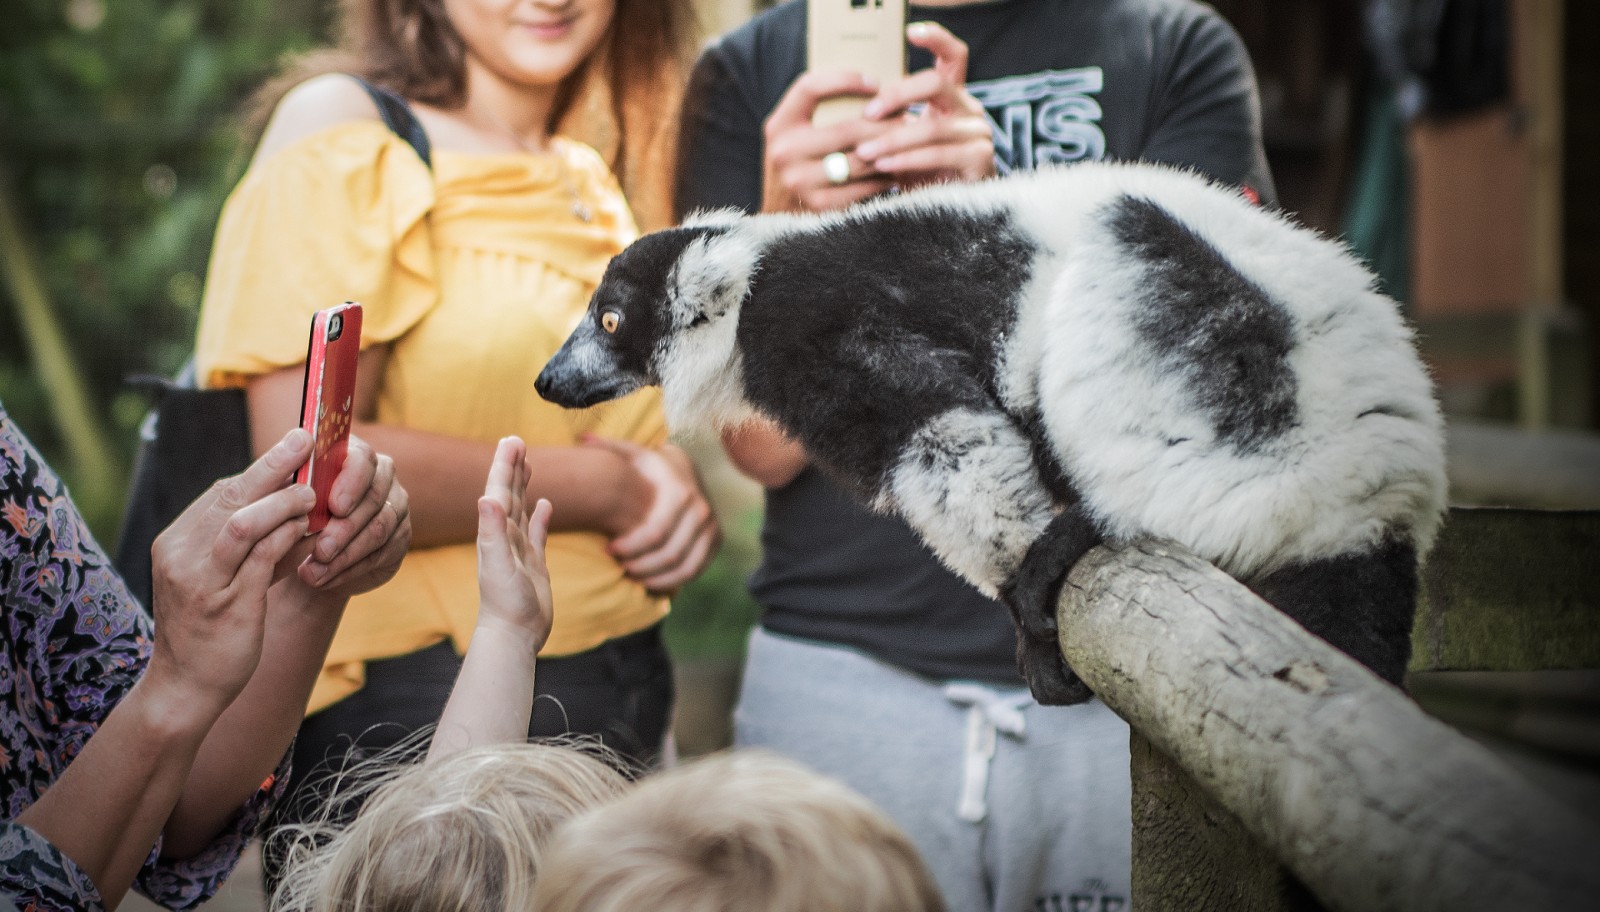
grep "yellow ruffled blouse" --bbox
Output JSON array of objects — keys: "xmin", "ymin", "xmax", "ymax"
[{"xmin": 195, "ymin": 121, "xmax": 668, "ymax": 713}]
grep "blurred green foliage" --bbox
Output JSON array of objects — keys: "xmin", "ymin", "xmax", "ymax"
[
  {"xmin": 664, "ymin": 504, "xmax": 764, "ymax": 661},
  {"xmin": 0, "ymin": 0, "xmax": 330, "ymax": 537}
]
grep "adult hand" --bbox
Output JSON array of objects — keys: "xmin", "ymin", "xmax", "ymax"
[
  {"xmin": 762, "ymin": 23, "xmax": 993, "ymax": 216},
  {"xmin": 146, "ymin": 429, "xmax": 318, "ymax": 716},
  {"xmin": 476, "ymin": 436, "xmax": 554, "ymax": 652},
  {"xmin": 295, "ymin": 434, "xmax": 412, "ymax": 597},
  {"xmin": 583, "ymin": 436, "xmax": 720, "ymax": 593},
  {"xmin": 762, "ymin": 70, "xmax": 901, "ymax": 213},
  {"xmin": 854, "ymin": 22, "xmax": 996, "ymax": 190}
]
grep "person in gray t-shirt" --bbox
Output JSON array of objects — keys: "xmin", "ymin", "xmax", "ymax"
[{"xmin": 676, "ymin": 2, "xmax": 1274, "ymax": 909}]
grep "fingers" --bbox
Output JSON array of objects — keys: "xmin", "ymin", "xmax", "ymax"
[
  {"xmin": 508, "ymin": 440, "xmax": 528, "ymax": 536},
  {"xmin": 209, "ymin": 483, "xmax": 317, "ymax": 579},
  {"xmin": 608, "ymin": 476, "xmax": 683, "ymax": 562},
  {"xmin": 764, "ymin": 74, "xmax": 904, "ymax": 214},
  {"xmin": 876, "ymin": 142, "xmax": 997, "ymax": 185},
  {"xmin": 308, "ymin": 451, "xmax": 396, "ymax": 565},
  {"xmin": 233, "ymin": 511, "xmax": 313, "ymax": 604},
  {"xmin": 526, "ymin": 498, "xmax": 552, "ymax": 568},
  {"xmin": 308, "ymin": 490, "xmax": 411, "ymax": 592},
  {"xmin": 636, "ymin": 522, "xmax": 719, "ymax": 593},
  {"xmin": 803, "ymin": 178, "xmax": 899, "ymax": 213},
  {"xmin": 196, "ymin": 429, "xmax": 311, "ymax": 521},
  {"xmin": 326, "ymin": 435, "xmax": 378, "ymax": 518},
  {"xmin": 855, "ymin": 115, "xmax": 993, "ymax": 170},
  {"xmin": 301, "ymin": 477, "xmax": 411, "ymax": 587},
  {"xmin": 475, "ymin": 493, "xmax": 512, "ymax": 577},
  {"xmin": 483, "ymin": 436, "xmax": 525, "ymax": 516},
  {"xmin": 767, "ymin": 114, "xmax": 895, "ymax": 168},
  {"xmin": 905, "ymin": 21, "xmax": 969, "ymax": 87},
  {"xmin": 863, "ymin": 67, "xmax": 976, "ymax": 122},
  {"xmin": 618, "ymin": 494, "xmax": 717, "ymax": 585},
  {"xmin": 605, "ymin": 444, "xmax": 719, "ymax": 591},
  {"xmin": 767, "ymin": 70, "xmax": 879, "ymax": 136}
]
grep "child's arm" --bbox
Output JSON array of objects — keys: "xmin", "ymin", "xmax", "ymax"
[{"xmin": 428, "ymin": 436, "xmax": 554, "ymax": 762}]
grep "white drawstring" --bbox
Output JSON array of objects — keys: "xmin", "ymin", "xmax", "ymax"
[{"xmin": 943, "ymin": 683, "xmax": 1032, "ymax": 823}]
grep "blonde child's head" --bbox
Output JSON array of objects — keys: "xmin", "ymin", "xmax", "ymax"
[
  {"xmin": 271, "ymin": 741, "xmax": 627, "ymax": 912},
  {"xmin": 532, "ymin": 749, "xmax": 947, "ymax": 912}
]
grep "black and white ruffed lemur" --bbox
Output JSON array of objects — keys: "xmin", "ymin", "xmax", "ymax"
[{"xmin": 535, "ymin": 162, "xmax": 1448, "ymax": 705}]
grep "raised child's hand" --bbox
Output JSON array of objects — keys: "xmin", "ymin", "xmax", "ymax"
[{"xmin": 476, "ymin": 436, "xmax": 554, "ymax": 653}]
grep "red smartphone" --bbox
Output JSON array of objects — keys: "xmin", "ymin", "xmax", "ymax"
[{"xmin": 296, "ymin": 302, "xmax": 363, "ymax": 533}]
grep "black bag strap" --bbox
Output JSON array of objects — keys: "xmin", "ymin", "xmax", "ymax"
[{"xmin": 356, "ymin": 77, "xmax": 432, "ymax": 170}]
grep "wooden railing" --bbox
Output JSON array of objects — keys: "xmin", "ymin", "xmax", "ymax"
[{"xmin": 1056, "ymin": 508, "xmax": 1600, "ymax": 911}]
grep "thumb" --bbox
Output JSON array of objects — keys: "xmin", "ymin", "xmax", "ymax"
[
  {"xmin": 907, "ymin": 21, "xmax": 969, "ymax": 87},
  {"xmin": 477, "ymin": 496, "xmax": 508, "ymax": 556}
]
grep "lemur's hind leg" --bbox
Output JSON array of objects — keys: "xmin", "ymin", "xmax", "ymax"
[
  {"xmin": 1247, "ymin": 534, "xmax": 1419, "ymax": 686},
  {"xmin": 883, "ymin": 407, "xmax": 1093, "ymax": 705}
]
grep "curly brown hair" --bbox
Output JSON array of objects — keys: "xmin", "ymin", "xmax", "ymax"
[{"xmin": 252, "ymin": 0, "xmax": 696, "ymax": 228}]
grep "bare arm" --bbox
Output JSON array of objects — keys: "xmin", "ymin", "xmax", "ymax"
[
  {"xmin": 247, "ymin": 345, "xmax": 716, "ymax": 590},
  {"xmin": 429, "ymin": 437, "xmax": 554, "ymax": 760},
  {"xmin": 161, "ymin": 435, "xmax": 410, "ymax": 858},
  {"xmin": 720, "ymin": 418, "xmax": 810, "ymax": 489},
  {"xmin": 16, "ymin": 432, "xmax": 319, "ymax": 907},
  {"xmin": 246, "ymin": 349, "xmax": 651, "ymax": 548}
]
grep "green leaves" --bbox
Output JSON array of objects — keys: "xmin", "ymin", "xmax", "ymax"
[{"xmin": 0, "ymin": 0, "xmax": 325, "ymax": 534}]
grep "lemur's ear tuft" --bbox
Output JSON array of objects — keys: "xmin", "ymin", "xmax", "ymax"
[{"xmin": 683, "ymin": 207, "xmax": 747, "ymax": 229}]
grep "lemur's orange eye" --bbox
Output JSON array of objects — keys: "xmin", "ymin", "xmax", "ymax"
[{"xmin": 601, "ymin": 311, "xmax": 621, "ymax": 334}]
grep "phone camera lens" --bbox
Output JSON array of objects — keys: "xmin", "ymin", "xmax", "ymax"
[{"xmin": 328, "ymin": 313, "xmax": 344, "ymax": 341}]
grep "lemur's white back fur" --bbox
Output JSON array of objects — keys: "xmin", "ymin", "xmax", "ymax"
[{"xmin": 653, "ymin": 162, "xmax": 1446, "ymax": 584}]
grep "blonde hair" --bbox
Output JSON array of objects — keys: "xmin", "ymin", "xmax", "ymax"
[
  {"xmin": 532, "ymin": 750, "xmax": 948, "ymax": 912},
  {"xmin": 271, "ymin": 742, "xmax": 627, "ymax": 912}
]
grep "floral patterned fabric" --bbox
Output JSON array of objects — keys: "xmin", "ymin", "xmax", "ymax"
[{"xmin": 0, "ymin": 403, "xmax": 287, "ymax": 911}]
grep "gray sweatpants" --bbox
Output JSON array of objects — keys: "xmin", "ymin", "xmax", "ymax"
[{"xmin": 735, "ymin": 628, "xmax": 1132, "ymax": 912}]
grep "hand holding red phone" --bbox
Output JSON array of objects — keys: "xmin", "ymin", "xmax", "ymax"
[{"xmin": 287, "ymin": 302, "xmax": 412, "ymax": 596}]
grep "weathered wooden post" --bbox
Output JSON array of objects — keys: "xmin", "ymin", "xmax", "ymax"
[{"xmin": 1056, "ymin": 535, "xmax": 1600, "ymax": 912}]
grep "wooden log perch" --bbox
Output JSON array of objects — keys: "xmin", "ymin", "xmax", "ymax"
[{"xmin": 1057, "ymin": 539, "xmax": 1600, "ymax": 912}]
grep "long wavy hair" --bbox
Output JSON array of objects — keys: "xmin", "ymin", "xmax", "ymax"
[{"xmin": 251, "ymin": 0, "xmax": 697, "ymax": 229}]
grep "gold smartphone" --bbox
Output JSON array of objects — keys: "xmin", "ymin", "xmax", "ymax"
[{"xmin": 807, "ymin": 0, "xmax": 908, "ymax": 127}]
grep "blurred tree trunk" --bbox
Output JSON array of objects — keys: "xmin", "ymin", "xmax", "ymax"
[{"xmin": 0, "ymin": 167, "xmax": 120, "ymax": 511}]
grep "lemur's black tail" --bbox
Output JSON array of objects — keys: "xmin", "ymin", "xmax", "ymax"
[{"xmin": 1247, "ymin": 534, "xmax": 1419, "ymax": 687}]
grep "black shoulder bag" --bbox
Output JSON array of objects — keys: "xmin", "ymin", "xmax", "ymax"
[{"xmin": 113, "ymin": 79, "xmax": 431, "ymax": 609}]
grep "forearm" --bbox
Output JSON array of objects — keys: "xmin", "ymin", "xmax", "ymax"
[
  {"xmin": 161, "ymin": 582, "xmax": 343, "ymax": 858},
  {"xmin": 352, "ymin": 422, "xmax": 646, "ymax": 547},
  {"xmin": 248, "ymin": 360, "xmax": 648, "ymax": 550},
  {"xmin": 16, "ymin": 676, "xmax": 220, "ymax": 909},
  {"xmin": 426, "ymin": 618, "xmax": 540, "ymax": 762}
]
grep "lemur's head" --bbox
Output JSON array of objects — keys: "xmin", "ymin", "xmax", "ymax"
[{"xmin": 536, "ymin": 212, "xmax": 758, "ymax": 411}]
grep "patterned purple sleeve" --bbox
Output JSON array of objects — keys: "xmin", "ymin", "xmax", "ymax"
[
  {"xmin": 0, "ymin": 823, "xmax": 105, "ymax": 912},
  {"xmin": 134, "ymin": 749, "xmax": 290, "ymax": 908},
  {"xmin": 1, "ymin": 405, "xmax": 291, "ymax": 908}
]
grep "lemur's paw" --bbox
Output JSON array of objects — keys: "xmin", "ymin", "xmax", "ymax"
[
  {"xmin": 999, "ymin": 547, "xmax": 1073, "ymax": 641},
  {"xmin": 1001, "ymin": 508, "xmax": 1102, "ymax": 640},
  {"xmin": 1019, "ymin": 635, "xmax": 1094, "ymax": 705}
]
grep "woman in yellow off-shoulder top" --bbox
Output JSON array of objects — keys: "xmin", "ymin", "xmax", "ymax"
[{"xmin": 191, "ymin": 0, "xmax": 712, "ymax": 878}]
